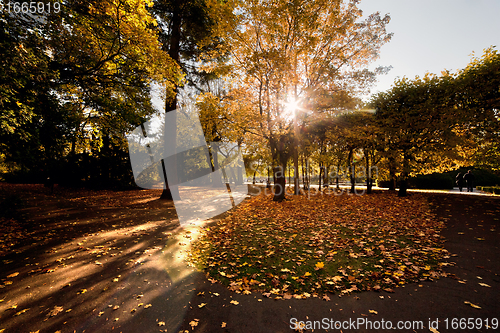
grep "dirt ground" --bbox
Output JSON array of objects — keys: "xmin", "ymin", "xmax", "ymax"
[{"xmin": 0, "ymin": 184, "xmax": 499, "ymax": 333}]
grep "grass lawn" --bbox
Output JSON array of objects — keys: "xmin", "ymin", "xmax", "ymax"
[{"xmin": 188, "ymin": 190, "xmax": 450, "ymax": 299}]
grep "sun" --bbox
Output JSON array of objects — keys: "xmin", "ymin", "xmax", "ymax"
[{"xmin": 282, "ymin": 98, "xmax": 300, "ymax": 121}]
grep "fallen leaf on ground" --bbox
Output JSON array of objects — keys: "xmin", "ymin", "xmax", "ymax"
[
  {"xmin": 464, "ymin": 301, "xmax": 481, "ymax": 309},
  {"xmin": 189, "ymin": 320, "xmax": 199, "ymax": 328},
  {"xmin": 14, "ymin": 308, "xmax": 29, "ymax": 316},
  {"xmin": 230, "ymin": 300, "xmax": 239, "ymax": 305},
  {"xmin": 48, "ymin": 306, "xmax": 63, "ymax": 317}
]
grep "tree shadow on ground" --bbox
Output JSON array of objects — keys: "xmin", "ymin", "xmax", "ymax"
[{"xmin": 0, "ymin": 184, "xmax": 212, "ymax": 333}]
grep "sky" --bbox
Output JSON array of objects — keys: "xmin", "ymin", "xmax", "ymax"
[{"xmin": 358, "ymin": 0, "xmax": 500, "ymax": 96}]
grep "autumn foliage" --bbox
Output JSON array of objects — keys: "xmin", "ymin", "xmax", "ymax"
[{"xmin": 188, "ymin": 191, "xmax": 449, "ymax": 298}]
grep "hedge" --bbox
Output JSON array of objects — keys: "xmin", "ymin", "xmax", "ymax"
[{"xmin": 476, "ymin": 186, "xmax": 500, "ymax": 195}]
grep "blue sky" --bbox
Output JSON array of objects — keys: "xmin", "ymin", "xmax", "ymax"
[{"xmin": 358, "ymin": 0, "xmax": 500, "ymax": 96}]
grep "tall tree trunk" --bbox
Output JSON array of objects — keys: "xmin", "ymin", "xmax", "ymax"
[
  {"xmin": 398, "ymin": 152, "xmax": 409, "ymax": 197},
  {"xmin": 306, "ymin": 159, "xmax": 311, "ymax": 191},
  {"xmin": 267, "ymin": 166, "xmax": 271, "ymax": 188},
  {"xmin": 388, "ymin": 155, "xmax": 396, "ymax": 191},
  {"xmin": 365, "ymin": 150, "xmax": 372, "ymax": 194},
  {"xmin": 336, "ymin": 162, "xmax": 340, "ymax": 190},
  {"xmin": 160, "ymin": 8, "xmax": 181, "ymax": 200},
  {"xmin": 348, "ymin": 148, "xmax": 355, "ymax": 193},
  {"xmin": 288, "ymin": 165, "xmax": 291, "ymax": 189},
  {"xmin": 301, "ymin": 157, "xmax": 306, "ymax": 190},
  {"xmin": 324, "ymin": 164, "xmax": 330, "ymax": 187},
  {"xmin": 318, "ymin": 164, "xmax": 323, "ymax": 189},
  {"xmin": 273, "ymin": 164, "xmax": 286, "ymax": 202}
]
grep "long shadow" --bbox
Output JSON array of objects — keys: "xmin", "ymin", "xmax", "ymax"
[{"xmin": 0, "ymin": 184, "xmax": 210, "ymax": 333}]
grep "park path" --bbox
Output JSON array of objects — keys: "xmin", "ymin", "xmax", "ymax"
[{"xmin": 0, "ymin": 186, "xmax": 499, "ymax": 333}]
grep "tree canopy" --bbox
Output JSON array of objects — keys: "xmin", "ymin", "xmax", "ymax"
[{"xmin": 1, "ymin": 1, "xmax": 498, "ymax": 197}]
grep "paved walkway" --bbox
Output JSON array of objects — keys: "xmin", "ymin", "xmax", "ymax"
[
  {"xmin": 409, "ymin": 187, "xmax": 497, "ymax": 196},
  {"xmin": 282, "ymin": 183, "xmax": 498, "ymax": 197}
]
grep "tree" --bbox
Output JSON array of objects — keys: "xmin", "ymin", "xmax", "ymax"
[
  {"xmin": 455, "ymin": 47, "xmax": 500, "ymax": 172},
  {"xmin": 334, "ymin": 111, "xmax": 381, "ymax": 193},
  {"xmin": 216, "ymin": 0, "xmax": 391, "ymax": 201},
  {"xmin": 149, "ymin": 0, "xmax": 232, "ymax": 199},
  {"xmin": 1, "ymin": 0, "xmax": 182, "ymax": 186},
  {"xmin": 371, "ymin": 73, "xmax": 459, "ymax": 196},
  {"xmin": 0, "ymin": 10, "xmax": 79, "ymax": 179}
]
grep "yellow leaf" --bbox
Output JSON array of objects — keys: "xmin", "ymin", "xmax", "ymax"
[
  {"xmin": 230, "ymin": 300, "xmax": 239, "ymax": 305},
  {"xmin": 158, "ymin": 322, "xmax": 165, "ymax": 326},
  {"xmin": 198, "ymin": 303, "xmax": 207, "ymax": 308},
  {"xmin": 221, "ymin": 322, "xmax": 227, "ymax": 328},
  {"xmin": 429, "ymin": 328, "xmax": 440, "ymax": 333},
  {"xmin": 315, "ymin": 262, "xmax": 324, "ymax": 269},
  {"xmin": 464, "ymin": 301, "xmax": 481, "ymax": 309},
  {"xmin": 304, "ymin": 272, "xmax": 312, "ymax": 277},
  {"xmin": 14, "ymin": 308, "xmax": 29, "ymax": 316},
  {"xmin": 479, "ymin": 283, "xmax": 491, "ymax": 287},
  {"xmin": 369, "ymin": 309, "xmax": 378, "ymax": 314},
  {"xmin": 7, "ymin": 272, "xmax": 19, "ymax": 278}
]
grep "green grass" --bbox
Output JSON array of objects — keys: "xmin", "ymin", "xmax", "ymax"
[{"xmin": 188, "ymin": 192, "xmax": 448, "ymax": 297}]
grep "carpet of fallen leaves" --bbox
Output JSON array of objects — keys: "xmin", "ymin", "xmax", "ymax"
[{"xmin": 188, "ymin": 191, "xmax": 450, "ymax": 299}]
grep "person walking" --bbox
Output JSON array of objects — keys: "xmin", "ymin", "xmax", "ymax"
[
  {"xmin": 463, "ymin": 170, "xmax": 475, "ymax": 192},
  {"xmin": 456, "ymin": 172, "xmax": 464, "ymax": 192}
]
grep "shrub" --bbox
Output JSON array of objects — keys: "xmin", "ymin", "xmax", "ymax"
[
  {"xmin": 408, "ymin": 173, "xmax": 454, "ymax": 190},
  {"xmin": 447, "ymin": 168, "xmax": 500, "ymax": 187},
  {"xmin": 477, "ymin": 186, "xmax": 500, "ymax": 194}
]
